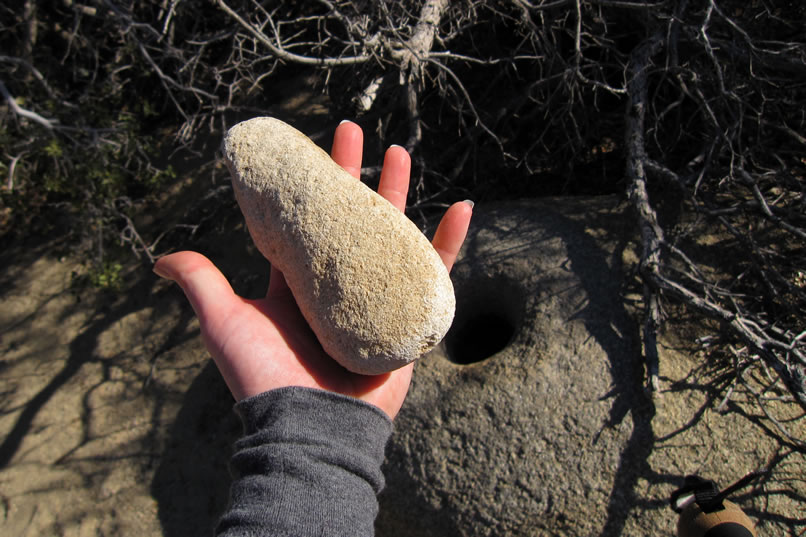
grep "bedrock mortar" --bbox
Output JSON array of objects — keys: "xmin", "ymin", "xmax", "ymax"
[{"xmin": 377, "ymin": 197, "xmax": 655, "ymax": 537}]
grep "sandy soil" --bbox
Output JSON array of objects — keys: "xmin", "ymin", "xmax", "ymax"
[{"xmin": 0, "ymin": 236, "xmax": 234, "ymax": 536}]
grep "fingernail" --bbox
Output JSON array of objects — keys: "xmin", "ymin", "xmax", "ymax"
[
  {"xmin": 339, "ymin": 119, "xmax": 352, "ymax": 125},
  {"xmin": 153, "ymin": 263, "xmax": 173, "ymax": 281},
  {"xmin": 463, "ymin": 199, "xmax": 475, "ymax": 209},
  {"xmin": 389, "ymin": 144, "xmax": 403, "ymax": 149}
]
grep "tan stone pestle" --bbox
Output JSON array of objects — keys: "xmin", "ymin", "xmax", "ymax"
[{"xmin": 222, "ymin": 117, "xmax": 455, "ymax": 375}]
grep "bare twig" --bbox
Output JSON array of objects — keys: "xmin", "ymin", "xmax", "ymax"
[
  {"xmin": 215, "ymin": 0, "xmax": 370, "ymax": 66},
  {"xmin": 0, "ymin": 79, "xmax": 57, "ymax": 130}
]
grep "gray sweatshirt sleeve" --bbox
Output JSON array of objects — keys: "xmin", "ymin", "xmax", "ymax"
[{"xmin": 215, "ymin": 386, "xmax": 393, "ymax": 537}]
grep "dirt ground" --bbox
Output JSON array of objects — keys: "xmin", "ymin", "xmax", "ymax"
[
  {"xmin": 0, "ymin": 99, "xmax": 803, "ymax": 535},
  {"xmin": 0, "ymin": 236, "xmax": 231, "ymax": 536}
]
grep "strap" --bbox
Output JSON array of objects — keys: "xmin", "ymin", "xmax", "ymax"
[
  {"xmin": 670, "ymin": 471, "xmax": 767, "ymax": 514},
  {"xmin": 670, "ymin": 475, "xmax": 722, "ymax": 513}
]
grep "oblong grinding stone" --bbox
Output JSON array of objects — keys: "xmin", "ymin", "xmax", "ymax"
[{"xmin": 223, "ymin": 117, "xmax": 455, "ymax": 375}]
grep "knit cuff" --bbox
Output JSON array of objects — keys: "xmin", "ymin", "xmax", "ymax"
[{"xmin": 216, "ymin": 387, "xmax": 393, "ymax": 537}]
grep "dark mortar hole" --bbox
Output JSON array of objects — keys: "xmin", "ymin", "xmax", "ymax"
[
  {"xmin": 444, "ymin": 278, "xmax": 523, "ymax": 365},
  {"xmin": 445, "ymin": 312, "xmax": 515, "ymax": 365}
]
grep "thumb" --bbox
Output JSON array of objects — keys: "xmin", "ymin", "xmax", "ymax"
[{"xmin": 154, "ymin": 251, "xmax": 241, "ymax": 330}]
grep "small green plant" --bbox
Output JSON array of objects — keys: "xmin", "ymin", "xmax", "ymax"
[
  {"xmin": 70, "ymin": 261, "xmax": 125, "ymax": 294},
  {"xmin": 91, "ymin": 261, "xmax": 123, "ymax": 290},
  {"xmin": 44, "ymin": 139, "xmax": 63, "ymax": 158}
]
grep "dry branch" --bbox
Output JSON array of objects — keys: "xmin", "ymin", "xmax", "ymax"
[
  {"xmin": 215, "ymin": 0, "xmax": 371, "ymax": 66},
  {"xmin": 625, "ymin": 34, "xmax": 664, "ymax": 395},
  {"xmin": 0, "ymin": 79, "xmax": 57, "ymax": 130}
]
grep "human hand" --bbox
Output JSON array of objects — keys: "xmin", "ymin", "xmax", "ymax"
[{"xmin": 153, "ymin": 120, "xmax": 472, "ymax": 419}]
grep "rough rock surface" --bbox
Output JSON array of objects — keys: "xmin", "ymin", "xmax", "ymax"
[
  {"xmin": 377, "ymin": 197, "xmax": 651, "ymax": 536},
  {"xmin": 223, "ymin": 117, "xmax": 454, "ymax": 375}
]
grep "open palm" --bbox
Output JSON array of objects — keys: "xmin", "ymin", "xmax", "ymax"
[{"xmin": 153, "ymin": 121, "xmax": 472, "ymax": 419}]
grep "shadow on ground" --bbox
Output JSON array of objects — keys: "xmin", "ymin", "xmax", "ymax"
[{"xmin": 151, "ymin": 361, "xmax": 239, "ymax": 536}]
